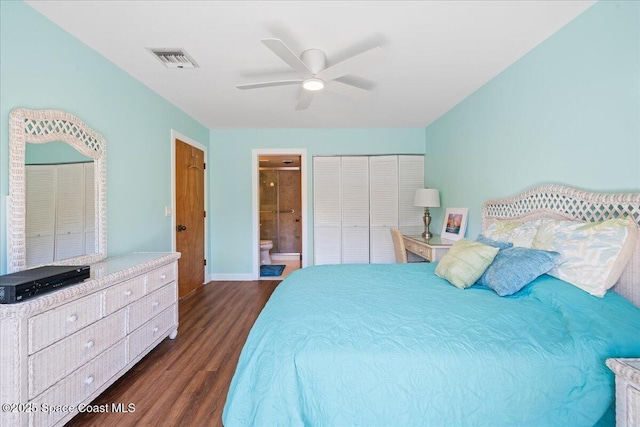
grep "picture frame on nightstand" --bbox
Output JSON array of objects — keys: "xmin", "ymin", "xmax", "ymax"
[{"xmin": 441, "ymin": 208, "xmax": 468, "ymax": 241}]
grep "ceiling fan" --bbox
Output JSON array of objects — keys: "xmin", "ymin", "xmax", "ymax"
[{"xmin": 237, "ymin": 38, "xmax": 383, "ymax": 110}]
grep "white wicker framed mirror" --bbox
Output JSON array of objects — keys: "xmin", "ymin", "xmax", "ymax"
[{"xmin": 7, "ymin": 108, "xmax": 107, "ymax": 273}]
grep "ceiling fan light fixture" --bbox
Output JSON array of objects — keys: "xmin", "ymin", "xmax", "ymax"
[{"xmin": 302, "ymin": 78, "xmax": 324, "ymax": 91}]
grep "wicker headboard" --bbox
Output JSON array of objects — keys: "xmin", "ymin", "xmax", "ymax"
[{"xmin": 481, "ymin": 184, "xmax": 640, "ymax": 308}]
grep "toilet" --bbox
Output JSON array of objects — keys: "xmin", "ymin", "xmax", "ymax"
[{"xmin": 260, "ymin": 240, "xmax": 273, "ymax": 265}]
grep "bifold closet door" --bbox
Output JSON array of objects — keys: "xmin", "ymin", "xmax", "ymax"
[
  {"xmin": 313, "ymin": 154, "xmax": 424, "ymax": 266},
  {"xmin": 313, "ymin": 157, "xmax": 342, "ymax": 265},
  {"xmin": 398, "ymin": 155, "xmax": 425, "ymax": 236},
  {"xmin": 25, "ymin": 165, "xmax": 56, "ymax": 267},
  {"xmin": 84, "ymin": 162, "xmax": 96, "ymax": 254},
  {"xmin": 369, "ymin": 156, "xmax": 399, "ymax": 263},
  {"xmin": 25, "ymin": 163, "xmax": 94, "ymax": 267},
  {"xmin": 55, "ymin": 163, "xmax": 86, "ymax": 260},
  {"xmin": 341, "ymin": 157, "xmax": 370, "ymax": 263}
]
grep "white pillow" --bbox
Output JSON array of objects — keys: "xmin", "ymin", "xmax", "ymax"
[
  {"xmin": 531, "ymin": 217, "xmax": 638, "ymax": 297},
  {"xmin": 483, "ymin": 218, "xmax": 550, "ymax": 248}
]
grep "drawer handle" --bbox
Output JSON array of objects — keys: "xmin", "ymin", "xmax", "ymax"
[
  {"xmin": 152, "ymin": 301, "xmax": 159, "ymax": 308},
  {"xmin": 124, "ymin": 290, "xmax": 132, "ymax": 297},
  {"xmin": 160, "ymin": 274, "xmax": 167, "ymax": 280},
  {"xmin": 67, "ymin": 314, "xmax": 78, "ymax": 323},
  {"xmin": 85, "ymin": 376, "xmax": 94, "ymax": 385},
  {"xmin": 152, "ymin": 326, "xmax": 159, "ymax": 334},
  {"xmin": 85, "ymin": 340, "xmax": 94, "ymax": 349}
]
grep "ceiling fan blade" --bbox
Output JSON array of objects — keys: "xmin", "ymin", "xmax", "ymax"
[
  {"xmin": 325, "ymin": 80, "xmax": 372, "ymax": 99},
  {"xmin": 262, "ymin": 39, "xmax": 312, "ymax": 78},
  {"xmin": 295, "ymin": 90, "xmax": 314, "ymax": 110},
  {"xmin": 236, "ymin": 80, "xmax": 302, "ymax": 90},
  {"xmin": 316, "ymin": 46, "xmax": 384, "ymax": 82}
]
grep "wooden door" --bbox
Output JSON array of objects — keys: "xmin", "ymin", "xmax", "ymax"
[{"xmin": 175, "ymin": 139, "xmax": 205, "ymax": 298}]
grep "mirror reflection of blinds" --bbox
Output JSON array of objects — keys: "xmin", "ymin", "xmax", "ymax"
[
  {"xmin": 25, "ymin": 163, "xmax": 94, "ymax": 267},
  {"xmin": 55, "ymin": 164, "xmax": 85, "ymax": 261},
  {"xmin": 25, "ymin": 165, "xmax": 56, "ymax": 266},
  {"xmin": 85, "ymin": 163, "xmax": 95, "ymax": 254}
]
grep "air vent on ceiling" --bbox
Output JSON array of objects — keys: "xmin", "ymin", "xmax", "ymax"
[{"xmin": 147, "ymin": 48, "xmax": 199, "ymax": 69}]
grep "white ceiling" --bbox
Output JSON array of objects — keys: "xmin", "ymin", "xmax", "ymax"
[{"xmin": 26, "ymin": 1, "xmax": 595, "ymax": 130}]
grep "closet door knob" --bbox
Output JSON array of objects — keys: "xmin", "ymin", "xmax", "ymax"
[{"xmin": 177, "ymin": 225, "xmax": 187, "ymax": 232}]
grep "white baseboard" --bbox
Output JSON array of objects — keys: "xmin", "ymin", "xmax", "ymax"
[{"xmin": 209, "ymin": 273, "xmax": 254, "ymax": 281}]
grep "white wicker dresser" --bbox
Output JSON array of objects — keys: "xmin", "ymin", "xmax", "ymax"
[
  {"xmin": 606, "ymin": 358, "xmax": 640, "ymax": 427},
  {"xmin": 0, "ymin": 252, "xmax": 180, "ymax": 427}
]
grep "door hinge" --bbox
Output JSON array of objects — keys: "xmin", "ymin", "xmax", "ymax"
[
  {"xmin": 204, "ymin": 259, "xmax": 207, "ymax": 266},
  {"xmin": 204, "ymin": 211, "xmax": 207, "ymax": 218},
  {"xmin": 204, "ymin": 162, "xmax": 206, "ymax": 170}
]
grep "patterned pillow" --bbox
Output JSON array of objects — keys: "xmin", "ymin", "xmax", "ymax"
[
  {"xmin": 477, "ymin": 247, "xmax": 561, "ymax": 296},
  {"xmin": 476, "ymin": 234, "xmax": 513, "ymax": 250},
  {"xmin": 531, "ymin": 217, "xmax": 638, "ymax": 297},
  {"xmin": 483, "ymin": 218, "xmax": 550, "ymax": 248},
  {"xmin": 435, "ymin": 238, "xmax": 499, "ymax": 289}
]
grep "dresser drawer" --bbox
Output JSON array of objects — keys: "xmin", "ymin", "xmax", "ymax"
[
  {"xmin": 28, "ymin": 292, "xmax": 103, "ymax": 355},
  {"xmin": 629, "ymin": 384, "xmax": 640, "ymax": 427},
  {"xmin": 28, "ymin": 310, "xmax": 127, "ymax": 399},
  {"xmin": 29, "ymin": 339, "xmax": 127, "ymax": 427},
  {"xmin": 129, "ymin": 282, "xmax": 177, "ymax": 332},
  {"xmin": 129, "ymin": 306, "xmax": 176, "ymax": 362},
  {"xmin": 104, "ymin": 274, "xmax": 146, "ymax": 316},
  {"xmin": 147, "ymin": 263, "xmax": 176, "ymax": 293}
]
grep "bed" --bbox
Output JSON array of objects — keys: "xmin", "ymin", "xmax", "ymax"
[{"xmin": 223, "ymin": 185, "xmax": 640, "ymax": 426}]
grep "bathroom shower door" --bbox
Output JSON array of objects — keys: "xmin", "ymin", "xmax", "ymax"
[
  {"xmin": 259, "ymin": 168, "xmax": 301, "ymax": 255},
  {"xmin": 277, "ymin": 170, "xmax": 301, "ymax": 254}
]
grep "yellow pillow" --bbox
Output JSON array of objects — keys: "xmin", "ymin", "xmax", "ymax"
[{"xmin": 435, "ymin": 238, "xmax": 499, "ymax": 289}]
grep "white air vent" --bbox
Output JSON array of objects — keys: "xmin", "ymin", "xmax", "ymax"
[{"xmin": 147, "ymin": 48, "xmax": 199, "ymax": 69}]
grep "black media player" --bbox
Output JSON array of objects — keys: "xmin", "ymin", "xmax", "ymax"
[{"xmin": 0, "ymin": 265, "xmax": 91, "ymax": 304}]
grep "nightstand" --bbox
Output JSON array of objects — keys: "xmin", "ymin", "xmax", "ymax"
[
  {"xmin": 402, "ymin": 234, "xmax": 454, "ymax": 262},
  {"xmin": 606, "ymin": 358, "xmax": 640, "ymax": 427}
]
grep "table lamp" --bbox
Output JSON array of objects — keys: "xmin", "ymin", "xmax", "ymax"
[{"xmin": 413, "ymin": 188, "xmax": 440, "ymax": 239}]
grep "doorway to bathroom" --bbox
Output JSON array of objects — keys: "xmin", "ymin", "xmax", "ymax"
[{"xmin": 258, "ymin": 155, "xmax": 302, "ymax": 279}]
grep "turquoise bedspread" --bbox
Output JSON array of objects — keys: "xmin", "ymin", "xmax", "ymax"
[{"xmin": 223, "ymin": 263, "xmax": 640, "ymax": 426}]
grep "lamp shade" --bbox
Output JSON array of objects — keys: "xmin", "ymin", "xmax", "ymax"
[{"xmin": 414, "ymin": 188, "xmax": 440, "ymax": 208}]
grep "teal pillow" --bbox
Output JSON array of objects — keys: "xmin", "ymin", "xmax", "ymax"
[
  {"xmin": 476, "ymin": 234, "xmax": 513, "ymax": 250},
  {"xmin": 477, "ymin": 247, "xmax": 560, "ymax": 296}
]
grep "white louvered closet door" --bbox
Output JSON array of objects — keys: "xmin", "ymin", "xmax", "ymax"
[
  {"xmin": 369, "ymin": 156, "xmax": 399, "ymax": 263},
  {"xmin": 341, "ymin": 157, "xmax": 370, "ymax": 264},
  {"xmin": 25, "ymin": 165, "xmax": 56, "ymax": 267},
  {"xmin": 84, "ymin": 162, "xmax": 96, "ymax": 254},
  {"xmin": 398, "ymin": 155, "xmax": 425, "ymax": 236},
  {"xmin": 313, "ymin": 157, "xmax": 342, "ymax": 265},
  {"xmin": 55, "ymin": 163, "xmax": 85, "ymax": 261}
]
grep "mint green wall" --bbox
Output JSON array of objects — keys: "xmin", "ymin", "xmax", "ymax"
[
  {"xmin": 0, "ymin": 1, "xmax": 209, "ymax": 274},
  {"xmin": 5, "ymin": 0, "xmax": 636, "ymax": 279},
  {"xmin": 209, "ymin": 128, "xmax": 425, "ymax": 274},
  {"xmin": 425, "ymin": 0, "xmax": 640, "ymax": 239},
  {"xmin": 26, "ymin": 142, "xmax": 91, "ymax": 164}
]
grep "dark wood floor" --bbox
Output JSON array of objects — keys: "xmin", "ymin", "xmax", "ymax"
[{"xmin": 69, "ymin": 280, "xmax": 280, "ymax": 427}]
